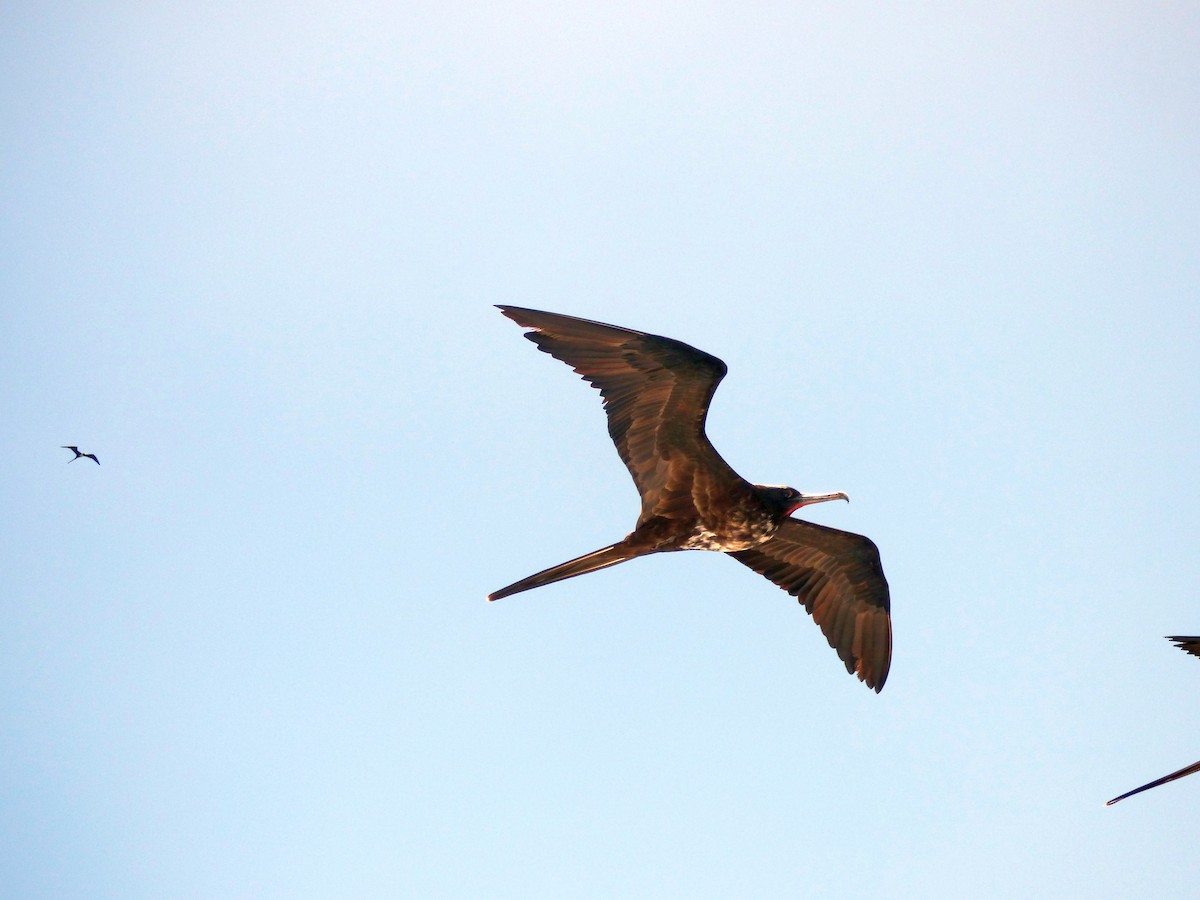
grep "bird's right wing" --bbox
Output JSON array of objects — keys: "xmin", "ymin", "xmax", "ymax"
[
  {"xmin": 1106, "ymin": 758, "xmax": 1200, "ymax": 805},
  {"xmin": 730, "ymin": 518, "xmax": 892, "ymax": 692},
  {"xmin": 498, "ymin": 306, "xmax": 744, "ymax": 520},
  {"xmin": 1105, "ymin": 635, "xmax": 1200, "ymax": 804}
]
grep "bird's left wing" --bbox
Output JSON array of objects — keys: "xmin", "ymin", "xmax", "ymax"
[
  {"xmin": 1105, "ymin": 634, "xmax": 1200, "ymax": 804},
  {"xmin": 496, "ymin": 306, "xmax": 742, "ymax": 520},
  {"xmin": 730, "ymin": 518, "xmax": 892, "ymax": 691},
  {"xmin": 1168, "ymin": 635, "xmax": 1200, "ymax": 660}
]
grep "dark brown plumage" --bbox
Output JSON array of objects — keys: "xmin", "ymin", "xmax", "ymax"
[
  {"xmin": 62, "ymin": 445, "xmax": 99, "ymax": 465},
  {"xmin": 1169, "ymin": 635, "xmax": 1200, "ymax": 660},
  {"xmin": 1106, "ymin": 635, "xmax": 1200, "ymax": 805},
  {"xmin": 488, "ymin": 306, "xmax": 892, "ymax": 691}
]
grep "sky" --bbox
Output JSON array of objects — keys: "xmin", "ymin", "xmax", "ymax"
[{"xmin": 3, "ymin": 1, "xmax": 1199, "ymax": 897}]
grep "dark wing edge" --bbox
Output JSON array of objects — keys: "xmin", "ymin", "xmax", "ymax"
[
  {"xmin": 730, "ymin": 518, "xmax": 892, "ymax": 692},
  {"xmin": 1106, "ymin": 758, "xmax": 1200, "ymax": 805},
  {"xmin": 1105, "ymin": 635, "xmax": 1200, "ymax": 805},
  {"xmin": 1167, "ymin": 636, "xmax": 1200, "ymax": 660},
  {"xmin": 496, "ymin": 306, "xmax": 736, "ymax": 512}
]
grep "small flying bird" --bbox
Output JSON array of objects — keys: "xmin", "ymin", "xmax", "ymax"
[
  {"xmin": 62, "ymin": 445, "xmax": 100, "ymax": 465},
  {"xmin": 488, "ymin": 307, "xmax": 892, "ymax": 691},
  {"xmin": 1106, "ymin": 636, "xmax": 1200, "ymax": 805}
]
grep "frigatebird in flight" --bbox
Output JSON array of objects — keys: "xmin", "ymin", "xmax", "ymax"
[
  {"xmin": 488, "ymin": 307, "xmax": 892, "ymax": 691},
  {"xmin": 62, "ymin": 446, "xmax": 100, "ymax": 465},
  {"xmin": 1107, "ymin": 636, "xmax": 1200, "ymax": 805}
]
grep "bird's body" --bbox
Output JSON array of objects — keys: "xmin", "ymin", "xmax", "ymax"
[
  {"xmin": 1107, "ymin": 636, "xmax": 1200, "ymax": 805},
  {"xmin": 62, "ymin": 445, "xmax": 99, "ymax": 464},
  {"xmin": 488, "ymin": 306, "xmax": 892, "ymax": 691}
]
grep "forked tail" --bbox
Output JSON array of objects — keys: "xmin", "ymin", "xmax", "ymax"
[{"xmin": 488, "ymin": 542, "xmax": 645, "ymax": 601}]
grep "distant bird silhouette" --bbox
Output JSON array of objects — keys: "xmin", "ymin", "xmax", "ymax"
[
  {"xmin": 1107, "ymin": 636, "xmax": 1200, "ymax": 805},
  {"xmin": 62, "ymin": 445, "xmax": 99, "ymax": 465},
  {"xmin": 488, "ymin": 307, "xmax": 892, "ymax": 691}
]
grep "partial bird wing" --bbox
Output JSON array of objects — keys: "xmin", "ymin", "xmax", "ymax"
[
  {"xmin": 1167, "ymin": 635, "xmax": 1200, "ymax": 660},
  {"xmin": 729, "ymin": 518, "xmax": 892, "ymax": 691},
  {"xmin": 62, "ymin": 445, "xmax": 79, "ymax": 453},
  {"xmin": 1105, "ymin": 634, "xmax": 1200, "ymax": 805},
  {"xmin": 498, "ymin": 306, "xmax": 745, "ymax": 521},
  {"xmin": 84, "ymin": 453, "xmax": 100, "ymax": 465},
  {"xmin": 1106, "ymin": 758, "xmax": 1200, "ymax": 805}
]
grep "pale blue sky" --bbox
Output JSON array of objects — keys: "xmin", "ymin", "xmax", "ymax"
[{"xmin": 3, "ymin": 2, "xmax": 1199, "ymax": 897}]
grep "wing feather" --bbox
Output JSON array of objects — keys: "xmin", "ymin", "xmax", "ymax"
[
  {"xmin": 730, "ymin": 518, "xmax": 892, "ymax": 691},
  {"xmin": 498, "ymin": 306, "xmax": 744, "ymax": 519},
  {"xmin": 1167, "ymin": 636, "xmax": 1200, "ymax": 660}
]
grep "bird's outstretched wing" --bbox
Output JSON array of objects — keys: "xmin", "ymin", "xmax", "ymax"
[
  {"xmin": 498, "ymin": 306, "xmax": 745, "ymax": 521},
  {"xmin": 1106, "ymin": 758, "xmax": 1200, "ymax": 805},
  {"xmin": 1106, "ymin": 635, "xmax": 1200, "ymax": 805},
  {"xmin": 1168, "ymin": 635, "xmax": 1200, "ymax": 660},
  {"xmin": 730, "ymin": 518, "xmax": 892, "ymax": 691}
]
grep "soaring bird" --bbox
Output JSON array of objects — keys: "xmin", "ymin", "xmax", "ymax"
[
  {"xmin": 1107, "ymin": 636, "xmax": 1200, "ymax": 805},
  {"xmin": 488, "ymin": 307, "xmax": 892, "ymax": 691},
  {"xmin": 62, "ymin": 445, "xmax": 100, "ymax": 465}
]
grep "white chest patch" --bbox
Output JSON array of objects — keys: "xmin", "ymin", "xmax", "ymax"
[{"xmin": 677, "ymin": 513, "xmax": 777, "ymax": 552}]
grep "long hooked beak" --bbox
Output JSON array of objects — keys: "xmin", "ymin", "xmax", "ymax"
[
  {"xmin": 798, "ymin": 491, "xmax": 849, "ymax": 506},
  {"xmin": 789, "ymin": 491, "xmax": 849, "ymax": 514}
]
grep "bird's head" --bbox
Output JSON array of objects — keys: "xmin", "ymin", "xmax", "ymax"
[{"xmin": 757, "ymin": 485, "xmax": 850, "ymax": 517}]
